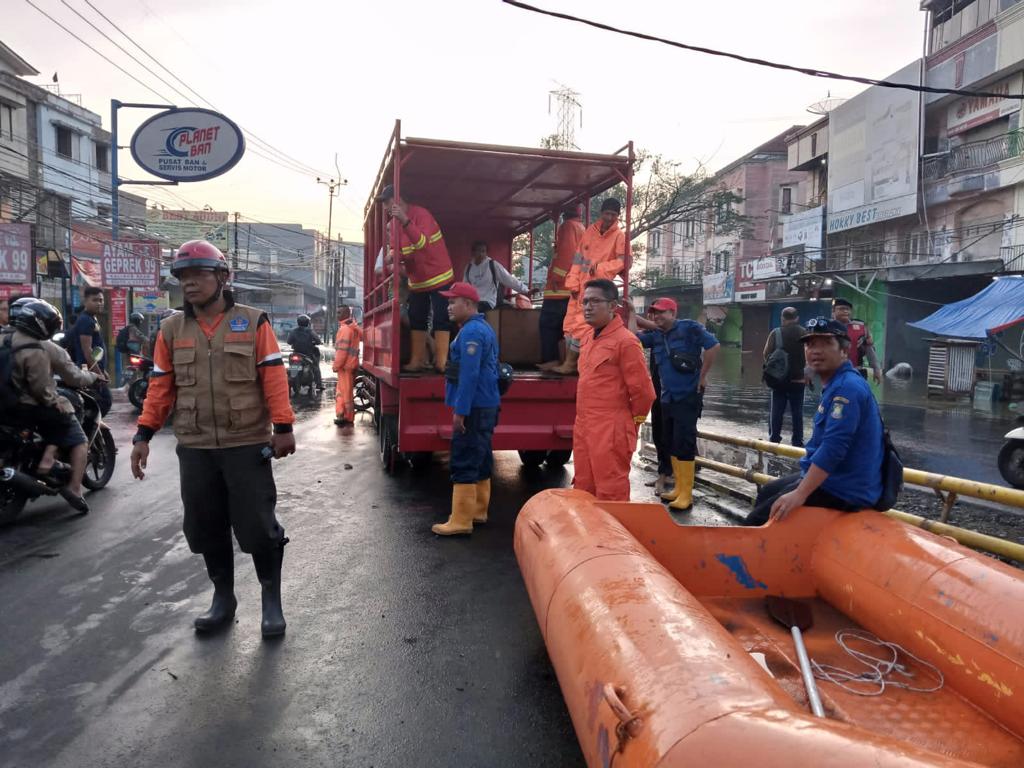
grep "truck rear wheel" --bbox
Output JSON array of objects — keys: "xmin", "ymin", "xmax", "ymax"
[
  {"xmin": 519, "ymin": 450, "xmax": 547, "ymax": 468},
  {"xmin": 407, "ymin": 452, "xmax": 433, "ymax": 471},
  {"xmin": 379, "ymin": 414, "xmax": 400, "ymax": 474},
  {"xmin": 545, "ymin": 450, "xmax": 572, "ymax": 468}
]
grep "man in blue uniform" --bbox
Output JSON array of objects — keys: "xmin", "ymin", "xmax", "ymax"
[
  {"xmin": 744, "ymin": 318, "xmax": 883, "ymax": 526},
  {"xmin": 432, "ymin": 282, "xmax": 501, "ymax": 536},
  {"xmin": 635, "ymin": 298, "xmax": 720, "ymax": 510}
]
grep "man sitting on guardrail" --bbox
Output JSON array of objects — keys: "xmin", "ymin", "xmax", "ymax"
[{"xmin": 743, "ymin": 317, "xmax": 882, "ymax": 526}]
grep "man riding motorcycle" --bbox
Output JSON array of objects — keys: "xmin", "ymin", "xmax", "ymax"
[
  {"xmin": 286, "ymin": 314, "xmax": 322, "ymax": 391},
  {"xmin": 5, "ymin": 298, "xmax": 104, "ymax": 512}
]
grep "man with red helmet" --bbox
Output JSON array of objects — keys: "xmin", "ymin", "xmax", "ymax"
[{"xmin": 130, "ymin": 240, "xmax": 296, "ymax": 639}]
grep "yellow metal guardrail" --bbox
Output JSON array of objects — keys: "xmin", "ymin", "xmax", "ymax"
[
  {"xmin": 693, "ymin": 441, "xmax": 1024, "ymax": 564},
  {"xmin": 697, "ymin": 429, "xmax": 1024, "ymax": 522}
]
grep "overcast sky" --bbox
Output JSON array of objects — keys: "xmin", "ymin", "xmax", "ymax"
[{"xmin": 5, "ymin": 0, "xmax": 926, "ymax": 240}]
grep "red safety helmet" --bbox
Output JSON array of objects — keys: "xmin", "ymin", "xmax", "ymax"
[{"xmin": 170, "ymin": 240, "xmax": 229, "ymax": 278}]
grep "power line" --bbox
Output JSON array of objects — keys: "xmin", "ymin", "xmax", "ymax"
[
  {"xmin": 80, "ymin": 0, "xmax": 331, "ymax": 178},
  {"xmin": 59, "ymin": 0, "xmax": 331, "ymax": 177},
  {"xmin": 23, "ymin": 0, "xmax": 331, "ymax": 180},
  {"xmin": 22, "ymin": 0, "xmax": 171, "ymax": 102},
  {"xmin": 502, "ymin": 0, "xmax": 1024, "ymax": 101}
]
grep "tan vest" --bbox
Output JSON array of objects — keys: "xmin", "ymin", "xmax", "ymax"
[{"xmin": 161, "ymin": 303, "xmax": 271, "ymax": 449}]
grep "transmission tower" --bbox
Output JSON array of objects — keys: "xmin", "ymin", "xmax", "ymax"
[{"xmin": 547, "ymin": 84, "xmax": 582, "ymax": 150}]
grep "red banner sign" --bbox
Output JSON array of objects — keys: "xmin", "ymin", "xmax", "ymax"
[
  {"xmin": 100, "ymin": 241, "xmax": 161, "ymax": 289},
  {"xmin": 109, "ymin": 287, "xmax": 128, "ymax": 330},
  {"xmin": 0, "ymin": 223, "xmax": 32, "ymax": 284},
  {"xmin": 0, "ymin": 283, "xmax": 33, "ymax": 300}
]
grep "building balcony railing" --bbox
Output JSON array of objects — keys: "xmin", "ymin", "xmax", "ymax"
[
  {"xmin": 1002, "ymin": 244, "xmax": 1024, "ymax": 273},
  {"xmin": 923, "ymin": 130, "xmax": 1024, "ymax": 181},
  {"xmin": 644, "ymin": 261, "xmax": 704, "ymax": 287}
]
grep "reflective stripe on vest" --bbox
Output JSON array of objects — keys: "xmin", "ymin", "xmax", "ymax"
[{"xmin": 409, "ymin": 267, "xmax": 455, "ymax": 292}]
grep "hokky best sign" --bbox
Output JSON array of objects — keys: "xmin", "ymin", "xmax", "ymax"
[{"xmin": 100, "ymin": 241, "xmax": 161, "ymax": 289}]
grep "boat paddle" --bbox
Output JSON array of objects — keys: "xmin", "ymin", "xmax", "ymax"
[{"xmin": 766, "ymin": 596, "xmax": 826, "ymax": 718}]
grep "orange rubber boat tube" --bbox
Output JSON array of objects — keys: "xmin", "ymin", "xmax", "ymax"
[{"xmin": 515, "ymin": 489, "xmax": 1016, "ymax": 767}]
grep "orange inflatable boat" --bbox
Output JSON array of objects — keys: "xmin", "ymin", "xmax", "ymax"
[{"xmin": 514, "ymin": 489, "xmax": 1024, "ymax": 767}]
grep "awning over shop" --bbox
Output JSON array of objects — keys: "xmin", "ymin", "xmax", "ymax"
[{"xmin": 908, "ymin": 276, "xmax": 1024, "ymax": 339}]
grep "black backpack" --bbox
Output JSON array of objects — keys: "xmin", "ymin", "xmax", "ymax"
[
  {"xmin": 875, "ymin": 422, "xmax": 905, "ymax": 511},
  {"xmin": 115, "ymin": 325, "xmax": 132, "ymax": 354},
  {"xmin": 0, "ymin": 333, "xmax": 41, "ymax": 411},
  {"xmin": 762, "ymin": 327, "xmax": 790, "ymax": 389}
]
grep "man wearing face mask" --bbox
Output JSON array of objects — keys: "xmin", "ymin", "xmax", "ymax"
[{"xmin": 130, "ymin": 240, "xmax": 296, "ymax": 639}]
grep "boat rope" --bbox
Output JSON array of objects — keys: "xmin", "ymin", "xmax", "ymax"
[{"xmin": 810, "ymin": 629, "xmax": 945, "ymax": 697}]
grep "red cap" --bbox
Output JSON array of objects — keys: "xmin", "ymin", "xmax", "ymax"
[
  {"xmin": 439, "ymin": 282, "xmax": 480, "ymax": 302},
  {"xmin": 650, "ymin": 298, "xmax": 678, "ymax": 312}
]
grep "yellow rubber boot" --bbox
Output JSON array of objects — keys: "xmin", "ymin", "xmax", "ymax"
[
  {"xmin": 550, "ymin": 347, "xmax": 578, "ymax": 375},
  {"xmin": 433, "ymin": 330, "xmax": 451, "ymax": 373},
  {"xmin": 473, "ymin": 478, "xmax": 491, "ymax": 524},
  {"xmin": 661, "ymin": 457, "xmax": 684, "ymax": 501},
  {"xmin": 668, "ymin": 460, "xmax": 695, "ymax": 511},
  {"xmin": 402, "ymin": 330, "xmax": 429, "ymax": 372},
  {"xmin": 432, "ymin": 484, "xmax": 476, "ymax": 536}
]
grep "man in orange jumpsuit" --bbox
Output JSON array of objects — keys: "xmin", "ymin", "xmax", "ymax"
[
  {"xmin": 552, "ymin": 198, "xmax": 627, "ymax": 375},
  {"xmin": 573, "ymin": 278, "xmax": 656, "ymax": 500},
  {"xmin": 333, "ymin": 305, "xmax": 362, "ymax": 426},
  {"xmin": 378, "ymin": 184, "xmax": 455, "ymax": 373},
  {"xmin": 538, "ymin": 207, "xmax": 586, "ymax": 370}
]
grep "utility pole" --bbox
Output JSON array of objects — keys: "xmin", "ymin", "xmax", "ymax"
[
  {"xmin": 339, "ymin": 239, "xmax": 347, "ymax": 306},
  {"xmin": 317, "ymin": 172, "xmax": 345, "ymax": 329},
  {"xmin": 232, "ymin": 212, "xmax": 240, "ymax": 271}
]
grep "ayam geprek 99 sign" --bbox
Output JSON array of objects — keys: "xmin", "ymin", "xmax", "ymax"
[
  {"xmin": 100, "ymin": 241, "xmax": 161, "ymax": 289},
  {"xmin": 0, "ymin": 223, "xmax": 32, "ymax": 284}
]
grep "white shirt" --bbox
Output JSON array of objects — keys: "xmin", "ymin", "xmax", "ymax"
[{"xmin": 464, "ymin": 257, "xmax": 529, "ymax": 308}]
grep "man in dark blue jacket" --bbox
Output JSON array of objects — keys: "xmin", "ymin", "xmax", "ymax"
[
  {"xmin": 635, "ymin": 298, "xmax": 719, "ymax": 510},
  {"xmin": 744, "ymin": 318, "xmax": 883, "ymax": 526},
  {"xmin": 432, "ymin": 282, "xmax": 500, "ymax": 536}
]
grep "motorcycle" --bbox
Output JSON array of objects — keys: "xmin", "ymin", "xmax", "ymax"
[
  {"xmin": 287, "ymin": 352, "xmax": 319, "ymax": 399},
  {"xmin": 0, "ymin": 352, "xmax": 117, "ymax": 524},
  {"xmin": 999, "ymin": 423, "xmax": 1024, "ymax": 489},
  {"xmin": 127, "ymin": 353, "xmax": 154, "ymax": 411}
]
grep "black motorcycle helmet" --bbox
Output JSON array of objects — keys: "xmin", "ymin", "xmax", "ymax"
[
  {"xmin": 129, "ymin": 312, "xmax": 144, "ymax": 326},
  {"xmin": 11, "ymin": 298, "xmax": 63, "ymax": 340},
  {"xmin": 297, "ymin": 314, "xmax": 311, "ymax": 327}
]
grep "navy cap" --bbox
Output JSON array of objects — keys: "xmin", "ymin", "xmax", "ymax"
[
  {"xmin": 801, "ymin": 317, "xmax": 850, "ymax": 342},
  {"xmin": 376, "ymin": 184, "xmax": 395, "ymax": 201}
]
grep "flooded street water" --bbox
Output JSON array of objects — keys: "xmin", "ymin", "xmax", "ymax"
[{"xmin": 699, "ymin": 348, "xmax": 1017, "ymax": 488}]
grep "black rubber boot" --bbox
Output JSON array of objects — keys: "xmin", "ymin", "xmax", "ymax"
[
  {"xmin": 194, "ymin": 547, "xmax": 237, "ymax": 633},
  {"xmin": 252, "ymin": 543, "xmax": 286, "ymax": 638}
]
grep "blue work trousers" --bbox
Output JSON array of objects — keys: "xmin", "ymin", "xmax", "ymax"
[
  {"xmin": 664, "ymin": 391, "xmax": 703, "ymax": 461},
  {"xmin": 769, "ymin": 383, "xmax": 805, "ymax": 447},
  {"xmin": 450, "ymin": 407, "xmax": 499, "ymax": 484}
]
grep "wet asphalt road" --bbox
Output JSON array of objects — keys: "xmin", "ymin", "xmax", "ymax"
[{"xmin": 0, "ymin": 393, "xmax": 587, "ymax": 768}]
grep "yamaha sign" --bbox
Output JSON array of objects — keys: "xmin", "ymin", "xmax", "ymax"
[{"xmin": 130, "ymin": 108, "xmax": 245, "ymax": 182}]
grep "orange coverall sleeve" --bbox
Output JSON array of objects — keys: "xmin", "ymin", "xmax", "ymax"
[
  {"xmin": 593, "ymin": 231, "xmax": 627, "ymax": 281},
  {"xmin": 137, "ymin": 330, "xmax": 175, "ymax": 433},
  {"xmin": 620, "ymin": 334, "xmax": 656, "ymax": 420},
  {"xmin": 255, "ymin": 320, "xmax": 295, "ymax": 426}
]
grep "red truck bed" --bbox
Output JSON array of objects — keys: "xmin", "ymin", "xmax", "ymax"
[{"xmin": 362, "ymin": 121, "xmax": 633, "ymax": 468}]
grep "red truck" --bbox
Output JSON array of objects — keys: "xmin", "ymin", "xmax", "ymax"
[{"xmin": 362, "ymin": 121, "xmax": 634, "ymax": 472}]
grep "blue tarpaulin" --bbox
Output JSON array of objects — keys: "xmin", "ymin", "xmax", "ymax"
[{"xmin": 908, "ymin": 276, "xmax": 1024, "ymax": 339}]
